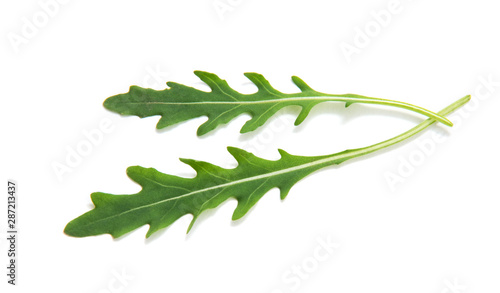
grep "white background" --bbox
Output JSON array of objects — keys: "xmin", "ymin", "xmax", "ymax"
[{"xmin": 1, "ymin": 0, "xmax": 499, "ymax": 292}]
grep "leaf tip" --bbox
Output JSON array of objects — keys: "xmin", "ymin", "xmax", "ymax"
[
  {"xmin": 63, "ymin": 221, "xmax": 77, "ymax": 237},
  {"xmin": 243, "ymin": 72, "xmax": 261, "ymax": 79},
  {"xmin": 103, "ymin": 93, "xmax": 123, "ymax": 112},
  {"xmin": 193, "ymin": 70, "xmax": 208, "ymax": 77},
  {"xmin": 196, "ymin": 126, "xmax": 209, "ymax": 136},
  {"xmin": 231, "ymin": 208, "xmax": 245, "ymax": 221},
  {"xmin": 279, "ymin": 188, "xmax": 290, "ymax": 200},
  {"xmin": 63, "ymin": 217, "xmax": 95, "ymax": 238},
  {"xmin": 90, "ymin": 192, "xmax": 104, "ymax": 206},
  {"xmin": 244, "ymin": 72, "xmax": 279, "ymax": 93},
  {"xmin": 126, "ymin": 165, "xmax": 148, "ymax": 180},
  {"xmin": 239, "ymin": 125, "xmax": 252, "ymax": 134},
  {"xmin": 295, "ymin": 104, "xmax": 316, "ymax": 126},
  {"xmin": 102, "ymin": 96, "xmax": 113, "ymax": 110},
  {"xmin": 227, "ymin": 146, "xmax": 249, "ymax": 160},
  {"xmin": 145, "ymin": 226, "xmax": 155, "ymax": 239},
  {"xmin": 179, "ymin": 157, "xmax": 194, "ymax": 166},
  {"xmin": 186, "ymin": 216, "xmax": 197, "ymax": 234},
  {"xmin": 193, "ymin": 71, "xmax": 224, "ymax": 90},
  {"xmin": 277, "ymin": 148, "xmax": 290, "ymax": 158},
  {"xmin": 291, "ymin": 75, "xmax": 313, "ymax": 92},
  {"xmin": 294, "ymin": 113, "xmax": 306, "ymax": 126},
  {"xmin": 226, "ymin": 146, "xmax": 238, "ymax": 152}
]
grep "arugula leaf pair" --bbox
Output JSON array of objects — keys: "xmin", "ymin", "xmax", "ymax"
[{"xmin": 64, "ymin": 71, "xmax": 469, "ymax": 239}]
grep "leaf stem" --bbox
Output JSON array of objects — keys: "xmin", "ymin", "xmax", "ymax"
[
  {"xmin": 324, "ymin": 93, "xmax": 453, "ymax": 127},
  {"xmin": 329, "ymin": 95, "xmax": 470, "ymax": 163}
]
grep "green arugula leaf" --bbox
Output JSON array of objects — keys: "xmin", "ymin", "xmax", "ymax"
[
  {"xmin": 65, "ymin": 95, "xmax": 470, "ymax": 239},
  {"xmin": 103, "ymin": 71, "xmax": 453, "ymax": 136}
]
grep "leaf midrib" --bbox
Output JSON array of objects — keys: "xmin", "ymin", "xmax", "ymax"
[
  {"xmin": 112, "ymin": 94, "xmax": 452, "ymax": 127},
  {"xmin": 112, "ymin": 96, "xmax": 370, "ymax": 105},
  {"xmin": 81, "ymin": 154, "xmax": 341, "ymax": 228}
]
